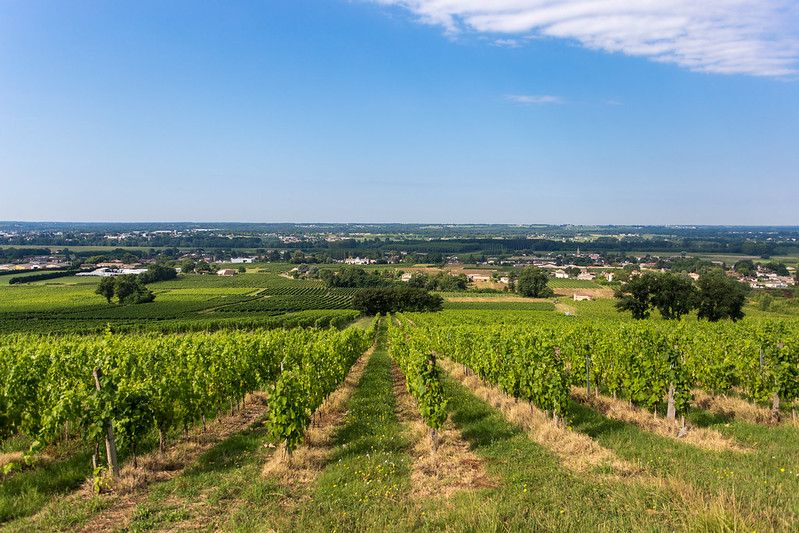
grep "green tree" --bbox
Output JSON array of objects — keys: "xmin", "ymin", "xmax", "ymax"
[
  {"xmin": 650, "ymin": 273, "xmax": 698, "ymax": 320},
  {"xmin": 113, "ymin": 275, "xmax": 155, "ymax": 304},
  {"xmin": 138, "ymin": 263, "xmax": 177, "ymax": 284},
  {"xmin": 697, "ymin": 269, "xmax": 748, "ymax": 322},
  {"xmin": 615, "ymin": 272, "xmax": 698, "ymax": 320},
  {"xmin": 763, "ymin": 262, "xmax": 789, "ymax": 277},
  {"xmin": 516, "ymin": 267, "xmax": 554, "ymax": 298},
  {"xmin": 408, "ymin": 272, "xmax": 428, "ymax": 289},
  {"xmin": 120, "ymin": 252, "xmax": 139, "ymax": 265},
  {"xmin": 95, "ymin": 277, "xmax": 116, "ymax": 303},
  {"xmin": 734, "ymin": 259, "xmax": 755, "ymax": 276},
  {"xmin": 614, "ymin": 272, "xmax": 657, "ymax": 319}
]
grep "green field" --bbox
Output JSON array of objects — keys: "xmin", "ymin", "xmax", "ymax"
[{"xmin": 0, "ymin": 271, "xmax": 357, "ymax": 334}]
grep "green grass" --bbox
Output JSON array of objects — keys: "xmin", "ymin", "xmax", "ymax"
[
  {"xmin": 442, "ymin": 300, "xmax": 555, "ymax": 311},
  {"xmin": 0, "ymin": 448, "xmax": 96, "ymax": 524},
  {"xmin": 568, "ymin": 399, "xmax": 799, "ymax": 530}
]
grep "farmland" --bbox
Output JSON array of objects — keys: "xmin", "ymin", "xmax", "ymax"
[
  {"xmin": 0, "ymin": 270, "xmax": 359, "ymax": 335},
  {"xmin": 1, "ymin": 264, "xmax": 798, "ymax": 532}
]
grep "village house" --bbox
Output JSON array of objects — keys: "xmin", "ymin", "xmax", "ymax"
[{"xmin": 217, "ymin": 269, "xmax": 237, "ymax": 276}]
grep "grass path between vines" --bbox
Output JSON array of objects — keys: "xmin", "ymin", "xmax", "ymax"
[
  {"xmin": 568, "ymin": 392, "xmax": 799, "ymax": 530},
  {"xmin": 1, "ymin": 395, "xmax": 271, "ymax": 532},
  {"xmin": 437, "ymin": 356, "xmax": 799, "ymax": 531}
]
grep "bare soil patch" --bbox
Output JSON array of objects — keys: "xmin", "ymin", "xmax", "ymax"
[
  {"xmin": 390, "ymin": 360, "xmax": 496, "ymax": 499},
  {"xmin": 439, "ymin": 359, "xmax": 639, "ymax": 478},
  {"xmin": 571, "ymin": 388, "xmax": 748, "ymax": 453}
]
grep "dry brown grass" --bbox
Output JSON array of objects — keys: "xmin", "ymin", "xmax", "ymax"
[
  {"xmin": 445, "ymin": 296, "xmax": 533, "ymax": 303},
  {"xmin": 691, "ymin": 389, "xmax": 779, "ymax": 425},
  {"xmin": 390, "ymin": 360, "xmax": 496, "ymax": 500},
  {"xmin": 630, "ymin": 474, "xmax": 764, "ymax": 531},
  {"xmin": 0, "ymin": 451, "xmax": 25, "ymax": 469},
  {"xmin": 571, "ymin": 387, "xmax": 749, "ymax": 453},
  {"xmin": 554, "ymin": 302, "xmax": 577, "ymax": 314},
  {"xmin": 552, "ymin": 287, "xmax": 614, "ymax": 299},
  {"xmin": 439, "ymin": 359, "xmax": 639, "ymax": 478},
  {"xmin": 262, "ymin": 344, "xmax": 375, "ymax": 489}
]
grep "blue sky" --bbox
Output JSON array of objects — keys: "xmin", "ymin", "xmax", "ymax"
[{"xmin": 1, "ymin": 0, "xmax": 797, "ymax": 224}]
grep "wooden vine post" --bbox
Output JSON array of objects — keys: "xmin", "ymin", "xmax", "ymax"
[
  {"xmin": 428, "ymin": 351, "xmax": 439, "ymax": 453},
  {"xmin": 93, "ymin": 367, "xmax": 120, "ymax": 476},
  {"xmin": 772, "ymin": 342, "xmax": 783, "ymax": 423},
  {"xmin": 586, "ymin": 350, "xmax": 591, "ymax": 396}
]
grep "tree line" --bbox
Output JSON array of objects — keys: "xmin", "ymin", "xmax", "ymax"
[
  {"xmin": 614, "ymin": 269, "xmax": 748, "ymax": 321},
  {"xmin": 94, "ymin": 264, "xmax": 177, "ymax": 304}
]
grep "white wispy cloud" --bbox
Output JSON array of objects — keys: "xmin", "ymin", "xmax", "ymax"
[
  {"xmin": 492, "ymin": 38, "xmax": 521, "ymax": 47},
  {"xmin": 506, "ymin": 94, "xmax": 564, "ymax": 104},
  {"xmin": 368, "ymin": 1, "xmax": 799, "ymax": 76}
]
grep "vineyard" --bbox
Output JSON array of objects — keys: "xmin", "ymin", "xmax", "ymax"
[
  {"xmin": 0, "ymin": 273, "xmax": 360, "ymax": 335},
  {"xmin": 1, "ymin": 279, "xmax": 799, "ymax": 531}
]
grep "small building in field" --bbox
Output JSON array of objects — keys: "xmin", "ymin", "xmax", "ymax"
[
  {"xmin": 554, "ymin": 269, "xmax": 569, "ymax": 279},
  {"xmin": 577, "ymin": 272, "xmax": 596, "ymax": 281},
  {"xmin": 573, "ymin": 293, "xmax": 593, "ymax": 301},
  {"xmin": 217, "ymin": 269, "xmax": 237, "ymax": 276}
]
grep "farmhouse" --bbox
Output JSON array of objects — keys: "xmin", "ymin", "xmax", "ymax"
[
  {"xmin": 554, "ymin": 270, "xmax": 568, "ymax": 279},
  {"xmin": 217, "ymin": 269, "xmax": 237, "ymax": 276},
  {"xmin": 573, "ymin": 293, "xmax": 593, "ymax": 301}
]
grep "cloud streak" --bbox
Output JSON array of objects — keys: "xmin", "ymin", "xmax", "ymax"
[
  {"xmin": 506, "ymin": 94, "xmax": 563, "ymax": 104},
  {"xmin": 369, "ymin": 1, "xmax": 799, "ymax": 76}
]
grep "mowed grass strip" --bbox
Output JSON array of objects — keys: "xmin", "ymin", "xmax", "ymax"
[
  {"xmin": 237, "ymin": 322, "xmax": 417, "ymax": 532},
  {"xmin": 119, "ymin": 414, "xmax": 275, "ymax": 532},
  {"xmin": 424, "ymin": 368, "xmax": 691, "ymax": 532},
  {"xmin": 569, "ymin": 398, "xmax": 799, "ymax": 530}
]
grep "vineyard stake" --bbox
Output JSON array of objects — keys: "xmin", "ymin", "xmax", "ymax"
[
  {"xmin": 586, "ymin": 352, "xmax": 591, "ymax": 395},
  {"xmin": 93, "ymin": 367, "xmax": 120, "ymax": 477}
]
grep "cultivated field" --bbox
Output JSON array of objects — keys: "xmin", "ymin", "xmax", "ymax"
[{"xmin": 1, "ymin": 270, "xmax": 798, "ymax": 532}]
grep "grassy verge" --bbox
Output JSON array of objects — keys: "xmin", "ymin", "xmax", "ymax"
[
  {"xmin": 430, "ymin": 368, "xmax": 687, "ymax": 532},
  {"xmin": 569, "ymin": 399, "xmax": 799, "ymax": 530}
]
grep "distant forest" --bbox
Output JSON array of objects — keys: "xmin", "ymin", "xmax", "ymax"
[{"xmin": 1, "ymin": 222, "xmax": 798, "ymax": 258}]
